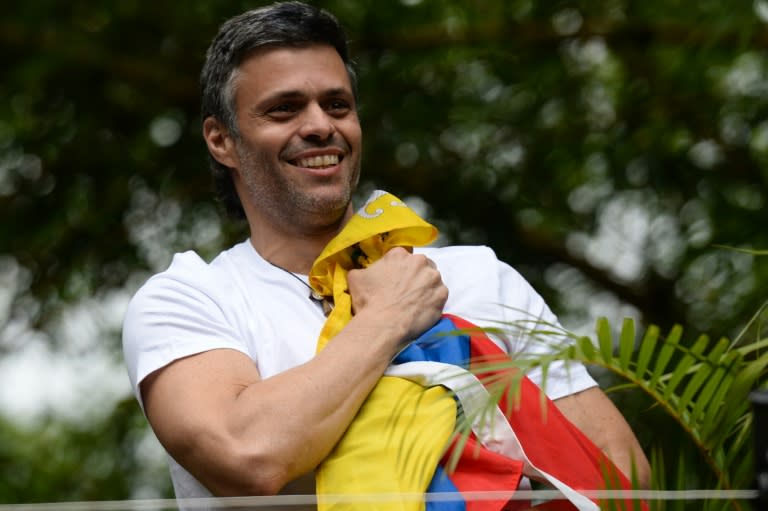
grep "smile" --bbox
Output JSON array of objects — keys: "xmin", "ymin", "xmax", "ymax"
[{"xmin": 294, "ymin": 154, "xmax": 341, "ymax": 169}]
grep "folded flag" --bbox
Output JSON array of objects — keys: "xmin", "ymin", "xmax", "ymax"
[{"xmin": 391, "ymin": 314, "xmax": 646, "ymax": 511}]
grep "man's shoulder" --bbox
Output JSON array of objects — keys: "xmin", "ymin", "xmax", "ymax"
[
  {"xmin": 416, "ymin": 244, "xmax": 498, "ymax": 263},
  {"xmin": 416, "ymin": 244, "xmax": 533, "ymax": 296},
  {"xmin": 416, "ymin": 245, "xmax": 506, "ymax": 291},
  {"xmin": 129, "ymin": 240, "xmax": 252, "ymax": 303},
  {"xmin": 416, "ymin": 244, "xmax": 501, "ymax": 275},
  {"xmin": 121, "ymin": 241, "xmax": 258, "ymax": 401}
]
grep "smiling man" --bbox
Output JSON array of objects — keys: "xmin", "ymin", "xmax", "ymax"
[
  {"xmin": 204, "ymin": 43, "xmax": 362, "ymax": 269},
  {"xmin": 122, "ymin": 2, "xmax": 649, "ymax": 510}
]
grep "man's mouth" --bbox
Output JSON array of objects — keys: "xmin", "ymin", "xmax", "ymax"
[{"xmin": 293, "ymin": 154, "xmax": 341, "ymax": 169}]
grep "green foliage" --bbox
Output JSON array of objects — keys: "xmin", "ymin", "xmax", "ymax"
[
  {"xmin": 1, "ymin": 0, "xmax": 768, "ymax": 505},
  {"xmin": 564, "ymin": 316, "xmax": 766, "ymax": 509},
  {"xmin": 2, "ymin": 0, "xmax": 767, "ymax": 340},
  {"xmin": 0, "ymin": 399, "xmax": 172, "ymax": 502}
]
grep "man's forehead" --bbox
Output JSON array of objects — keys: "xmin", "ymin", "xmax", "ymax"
[
  {"xmin": 240, "ymin": 43, "xmax": 344, "ymax": 69},
  {"xmin": 236, "ymin": 44, "xmax": 353, "ymax": 98}
]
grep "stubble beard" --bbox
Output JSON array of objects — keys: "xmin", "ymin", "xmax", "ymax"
[{"xmin": 237, "ymin": 142, "xmax": 360, "ymax": 234}]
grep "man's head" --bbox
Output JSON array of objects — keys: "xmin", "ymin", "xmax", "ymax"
[{"xmin": 200, "ymin": 1, "xmax": 358, "ymax": 219}]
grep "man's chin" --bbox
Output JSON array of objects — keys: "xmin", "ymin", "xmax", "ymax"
[
  {"xmin": 296, "ymin": 190, "xmax": 352, "ymax": 225},
  {"xmin": 306, "ymin": 184, "xmax": 353, "ymax": 209}
]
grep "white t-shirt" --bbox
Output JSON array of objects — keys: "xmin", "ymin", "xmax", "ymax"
[{"xmin": 122, "ymin": 240, "xmax": 597, "ymax": 502}]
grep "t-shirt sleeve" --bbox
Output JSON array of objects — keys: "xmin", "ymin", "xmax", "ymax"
[
  {"xmin": 493, "ymin": 254, "xmax": 597, "ymax": 399},
  {"xmin": 122, "ymin": 252, "xmax": 251, "ymax": 408}
]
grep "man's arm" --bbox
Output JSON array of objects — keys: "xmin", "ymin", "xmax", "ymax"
[
  {"xmin": 140, "ymin": 248, "xmax": 448, "ymax": 496},
  {"xmin": 554, "ymin": 387, "xmax": 651, "ymax": 488}
]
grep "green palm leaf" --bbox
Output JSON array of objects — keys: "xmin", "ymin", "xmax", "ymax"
[
  {"xmin": 635, "ymin": 324, "xmax": 659, "ymax": 382},
  {"xmin": 482, "ymin": 314, "xmax": 767, "ymax": 504},
  {"xmin": 649, "ymin": 325, "xmax": 682, "ymax": 389},
  {"xmin": 573, "ymin": 318, "xmax": 765, "ymax": 499},
  {"xmin": 618, "ymin": 318, "xmax": 635, "ymax": 372}
]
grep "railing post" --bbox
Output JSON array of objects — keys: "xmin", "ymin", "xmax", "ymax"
[{"xmin": 752, "ymin": 390, "xmax": 768, "ymax": 511}]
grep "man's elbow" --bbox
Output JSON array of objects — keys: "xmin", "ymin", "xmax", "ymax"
[
  {"xmin": 213, "ymin": 448, "xmax": 294, "ymax": 496},
  {"xmin": 212, "ymin": 469, "xmax": 288, "ymax": 497},
  {"xmin": 176, "ymin": 433, "xmax": 295, "ymax": 497}
]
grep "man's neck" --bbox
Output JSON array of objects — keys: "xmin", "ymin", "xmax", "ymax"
[
  {"xmin": 248, "ymin": 206, "xmax": 353, "ymax": 274},
  {"xmin": 250, "ymin": 233, "xmax": 332, "ymax": 275}
]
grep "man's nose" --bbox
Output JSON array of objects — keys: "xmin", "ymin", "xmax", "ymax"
[{"xmin": 298, "ymin": 102, "xmax": 335, "ymax": 140}]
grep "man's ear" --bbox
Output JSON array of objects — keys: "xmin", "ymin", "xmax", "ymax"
[{"xmin": 203, "ymin": 116, "xmax": 238, "ymax": 169}]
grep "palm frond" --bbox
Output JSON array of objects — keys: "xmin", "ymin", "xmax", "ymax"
[{"xmin": 475, "ymin": 314, "xmax": 768, "ymax": 499}]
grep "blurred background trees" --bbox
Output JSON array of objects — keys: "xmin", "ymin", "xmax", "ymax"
[{"xmin": 1, "ymin": 0, "xmax": 766, "ymax": 504}]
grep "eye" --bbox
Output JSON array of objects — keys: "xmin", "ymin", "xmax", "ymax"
[
  {"xmin": 325, "ymin": 99, "xmax": 352, "ymax": 116},
  {"xmin": 267, "ymin": 103, "xmax": 299, "ymax": 118}
]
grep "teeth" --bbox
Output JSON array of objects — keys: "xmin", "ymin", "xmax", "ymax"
[{"xmin": 297, "ymin": 154, "xmax": 339, "ymax": 168}]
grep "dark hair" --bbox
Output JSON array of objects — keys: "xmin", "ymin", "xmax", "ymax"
[{"xmin": 200, "ymin": 1, "xmax": 358, "ymax": 219}]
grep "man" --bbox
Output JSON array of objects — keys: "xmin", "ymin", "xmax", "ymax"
[{"xmin": 122, "ymin": 1, "xmax": 650, "ymax": 508}]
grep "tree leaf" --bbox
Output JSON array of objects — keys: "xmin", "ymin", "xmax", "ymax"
[
  {"xmin": 635, "ymin": 324, "xmax": 659, "ymax": 383},
  {"xmin": 649, "ymin": 325, "xmax": 681, "ymax": 390},
  {"xmin": 618, "ymin": 317, "xmax": 635, "ymax": 372},
  {"xmin": 597, "ymin": 317, "xmax": 615, "ymax": 365}
]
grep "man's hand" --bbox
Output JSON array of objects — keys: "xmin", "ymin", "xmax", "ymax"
[{"xmin": 347, "ymin": 247, "xmax": 448, "ymax": 342}]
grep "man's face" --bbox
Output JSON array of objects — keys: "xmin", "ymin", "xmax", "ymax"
[{"xmin": 229, "ymin": 44, "xmax": 362, "ymax": 232}]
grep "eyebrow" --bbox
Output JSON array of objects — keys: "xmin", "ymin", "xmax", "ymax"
[{"xmin": 256, "ymin": 87, "xmax": 353, "ymax": 107}]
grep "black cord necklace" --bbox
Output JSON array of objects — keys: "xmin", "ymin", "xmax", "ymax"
[{"xmin": 265, "ymin": 259, "xmax": 333, "ymax": 316}]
